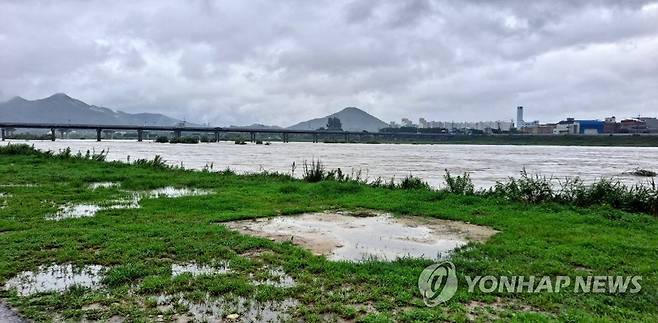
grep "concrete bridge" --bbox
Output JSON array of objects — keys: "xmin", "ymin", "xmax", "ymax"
[{"xmin": 0, "ymin": 122, "xmax": 452, "ymax": 143}]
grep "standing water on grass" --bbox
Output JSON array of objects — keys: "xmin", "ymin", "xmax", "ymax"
[
  {"xmin": 225, "ymin": 211, "xmax": 497, "ymax": 261},
  {"xmin": 4, "ymin": 264, "xmax": 106, "ymax": 296},
  {"xmin": 6, "ymin": 140, "xmax": 658, "ymax": 188}
]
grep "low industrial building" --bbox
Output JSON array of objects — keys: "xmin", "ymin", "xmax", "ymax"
[{"xmin": 553, "ymin": 118, "xmax": 604, "ymax": 135}]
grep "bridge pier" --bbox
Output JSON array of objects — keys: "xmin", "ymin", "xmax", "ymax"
[
  {"xmin": 344, "ymin": 133, "xmax": 349, "ymax": 143},
  {"xmin": 250, "ymin": 132, "xmax": 256, "ymax": 143},
  {"xmin": 214, "ymin": 131, "xmax": 220, "ymax": 142},
  {"xmin": 50, "ymin": 128, "xmax": 56, "ymax": 141},
  {"xmin": 137, "ymin": 129, "xmax": 144, "ymax": 142},
  {"xmin": 96, "ymin": 129, "xmax": 102, "ymax": 142},
  {"xmin": 313, "ymin": 133, "xmax": 318, "ymax": 143},
  {"xmin": 174, "ymin": 129, "xmax": 182, "ymax": 139},
  {"xmin": 1, "ymin": 128, "xmax": 4, "ymax": 141}
]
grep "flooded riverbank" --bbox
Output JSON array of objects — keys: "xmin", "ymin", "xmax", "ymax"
[{"xmin": 4, "ymin": 140, "xmax": 658, "ymax": 188}]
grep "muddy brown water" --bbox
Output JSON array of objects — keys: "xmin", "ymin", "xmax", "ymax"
[
  {"xmin": 8, "ymin": 140, "xmax": 658, "ymax": 189},
  {"xmin": 225, "ymin": 211, "xmax": 497, "ymax": 261}
]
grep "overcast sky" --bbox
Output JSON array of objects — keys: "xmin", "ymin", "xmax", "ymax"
[{"xmin": 1, "ymin": 0, "xmax": 657, "ymax": 126}]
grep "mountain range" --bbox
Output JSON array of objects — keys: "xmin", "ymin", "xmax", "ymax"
[
  {"xmin": 0, "ymin": 94, "xmax": 389, "ymax": 132},
  {"xmin": 0, "ymin": 93, "xmax": 184, "ymax": 126}
]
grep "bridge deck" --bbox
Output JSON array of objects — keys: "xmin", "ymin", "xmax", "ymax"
[{"xmin": 0, "ymin": 122, "xmax": 451, "ymax": 142}]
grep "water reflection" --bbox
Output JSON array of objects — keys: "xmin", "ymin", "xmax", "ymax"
[
  {"xmin": 171, "ymin": 261, "xmax": 230, "ymax": 277},
  {"xmin": 4, "ymin": 264, "xmax": 106, "ymax": 296},
  {"xmin": 156, "ymin": 294, "xmax": 298, "ymax": 322},
  {"xmin": 225, "ymin": 211, "xmax": 497, "ymax": 262}
]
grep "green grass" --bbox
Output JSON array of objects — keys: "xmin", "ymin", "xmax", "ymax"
[{"xmin": 0, "ymin": 147, "xmax": 657, "ymax": 322}]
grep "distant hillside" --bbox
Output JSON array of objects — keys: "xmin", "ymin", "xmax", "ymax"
[
  {"xmin": 0, "ymin": 93, "xmax": 185, "ymax": 126},
  {"xmin": 228, "ymin": 123, "xmax": 283, "ymax": 130},
  {"xmin": 288, "ymin": 107, "xmax": 388, "ymax": 132}
]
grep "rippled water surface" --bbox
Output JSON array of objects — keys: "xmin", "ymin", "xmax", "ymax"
[{"xmin": 5, "ymin": 140, "xmax": 658, "ymax": 188}]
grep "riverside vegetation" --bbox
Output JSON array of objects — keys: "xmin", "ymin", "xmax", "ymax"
[{"xmin": 0, "ymin": 144, "xmax": 657, "ymax": 322}]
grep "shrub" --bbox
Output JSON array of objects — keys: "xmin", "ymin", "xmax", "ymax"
[
  {"xmin": 443, "ymin": 170, "xmax": 474, "ymax": 195},
  {"xmin": 302, "ymin": 159, "xmax": 325, "ymax": 182},
  {"xmin": 487, "ymin": 169, "xmax": 555, "ymax": 203},
  {"xmin": 169, "ymin": 136, "xmax": 199, "ymax": 144},
  {"xmin": 398, "ymin": 175, "xmax": 430, "ymax": 190},
  {"xmin": 630, "ymin": 168, "xmax": 657, "ymax": 177},
  {"xmin": 155, "ymin": 136, "xmax": 169, "ymax": 143},
  {"xmin": 133, "ymin": 155, "xmax": 169, "ymax": 169},
  {"xmin": 0, "ymin": 143, "xmax": 39, "ymax": 155}
]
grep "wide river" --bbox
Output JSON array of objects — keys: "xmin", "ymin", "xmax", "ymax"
[{"xmin": 3, "ymin": 140, "xmax": 658, "ymax": 188}]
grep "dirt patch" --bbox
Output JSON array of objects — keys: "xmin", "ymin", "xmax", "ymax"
[
  {"xmin": 223, "ymin": 211, "xmax": 497, "ymax": 261},
  {"xmin": 239, "ymin": 248, "xmax": 272, "ymax": 258}
]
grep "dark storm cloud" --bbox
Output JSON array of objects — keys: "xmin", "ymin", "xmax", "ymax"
[{"xmin": 0, "ymin": 0, "xmax": 657, "ymax": 125}]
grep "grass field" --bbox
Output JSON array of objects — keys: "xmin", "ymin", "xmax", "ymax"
[{"xmin": 0, "ymin": 146, "xmax": 657, "ymax": 322}]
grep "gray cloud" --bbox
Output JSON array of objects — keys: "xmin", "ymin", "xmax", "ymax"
[{"xmin": 0, "ymin": 0, "xmax": 657, "ymax": 126}]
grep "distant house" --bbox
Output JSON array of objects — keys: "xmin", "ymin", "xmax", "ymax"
[
  {"xmin": 604, "ymin": 116, "xmax": 620, "ymax": 134},
  {"xmin": 639, "ymin": 117, "xmax": 658, "ymax": 133},
  {"xmin": 620, "ymin": 119, "xmax": 647, "ymax": 133},
  {"xmin": 523, "ymin": 123, "xmax": 556, "ymax": 135}
]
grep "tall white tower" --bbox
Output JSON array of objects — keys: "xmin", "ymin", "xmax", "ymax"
[{"xmin": 516, "ymin": 106, "xmax": 525, "ymax": 128}]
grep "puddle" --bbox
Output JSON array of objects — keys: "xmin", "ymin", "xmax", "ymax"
[
  {"xmin": 225, "ymin": 211, "xmax": 498, "ymax": 261},
  {"xmin": 4, "ymin": 264, "xmax": 106, "ymax": 296},
  {"xmin": 0, "ymin": 193, "xmax": 9, "ymax": 209},
  {"xmin": 171, "ymin": 261, "xmax": 230, "ymax": 277},
  {"xmin": 88, "ymin": 182, "xmax": 119, "ymax": 189},
  {"xmin": 156, "ymin": 294, "xmax": 298, "ymax": 322},
  {"xmin": 46, "ymin": 194, "xmax": 141, "ymax": 220},
  {"xmin": 106, "ymin": 192, "xmax": 141, "ymax": 210},
  {"xmin": 0, "ymin": 184, "xmax": 37, "ymax": 187},
  {"xmin": 251, "ymin": 267, "xmax": 296, "ymax": 288},
  {"xmin": 147, "ymin": 187, "xmax": 211, "ymax": 198},
  {"xmin": 47, "ymin": 204, "xmax": 102, "ymax": 220},
  {"xmin": 46, "ymin": 187, "xmax": 210, "ymax": 220}
]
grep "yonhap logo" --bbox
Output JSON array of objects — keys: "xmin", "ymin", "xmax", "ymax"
[
  {"xmin": 418, "ymin": 261, "xmax": 458, "ymax": 306},
  {"xmin": 417, "ymin": 261, "xmax": 642, "ymax": 308}
]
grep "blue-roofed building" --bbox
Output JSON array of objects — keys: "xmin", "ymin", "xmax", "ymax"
[
  {"xmin": 553, "ymin": 118, "xmax": 605, "ymax": 135},
  {"xmin": 575, "ymin": 120, "xmax": 605, "ymax": 135}
]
